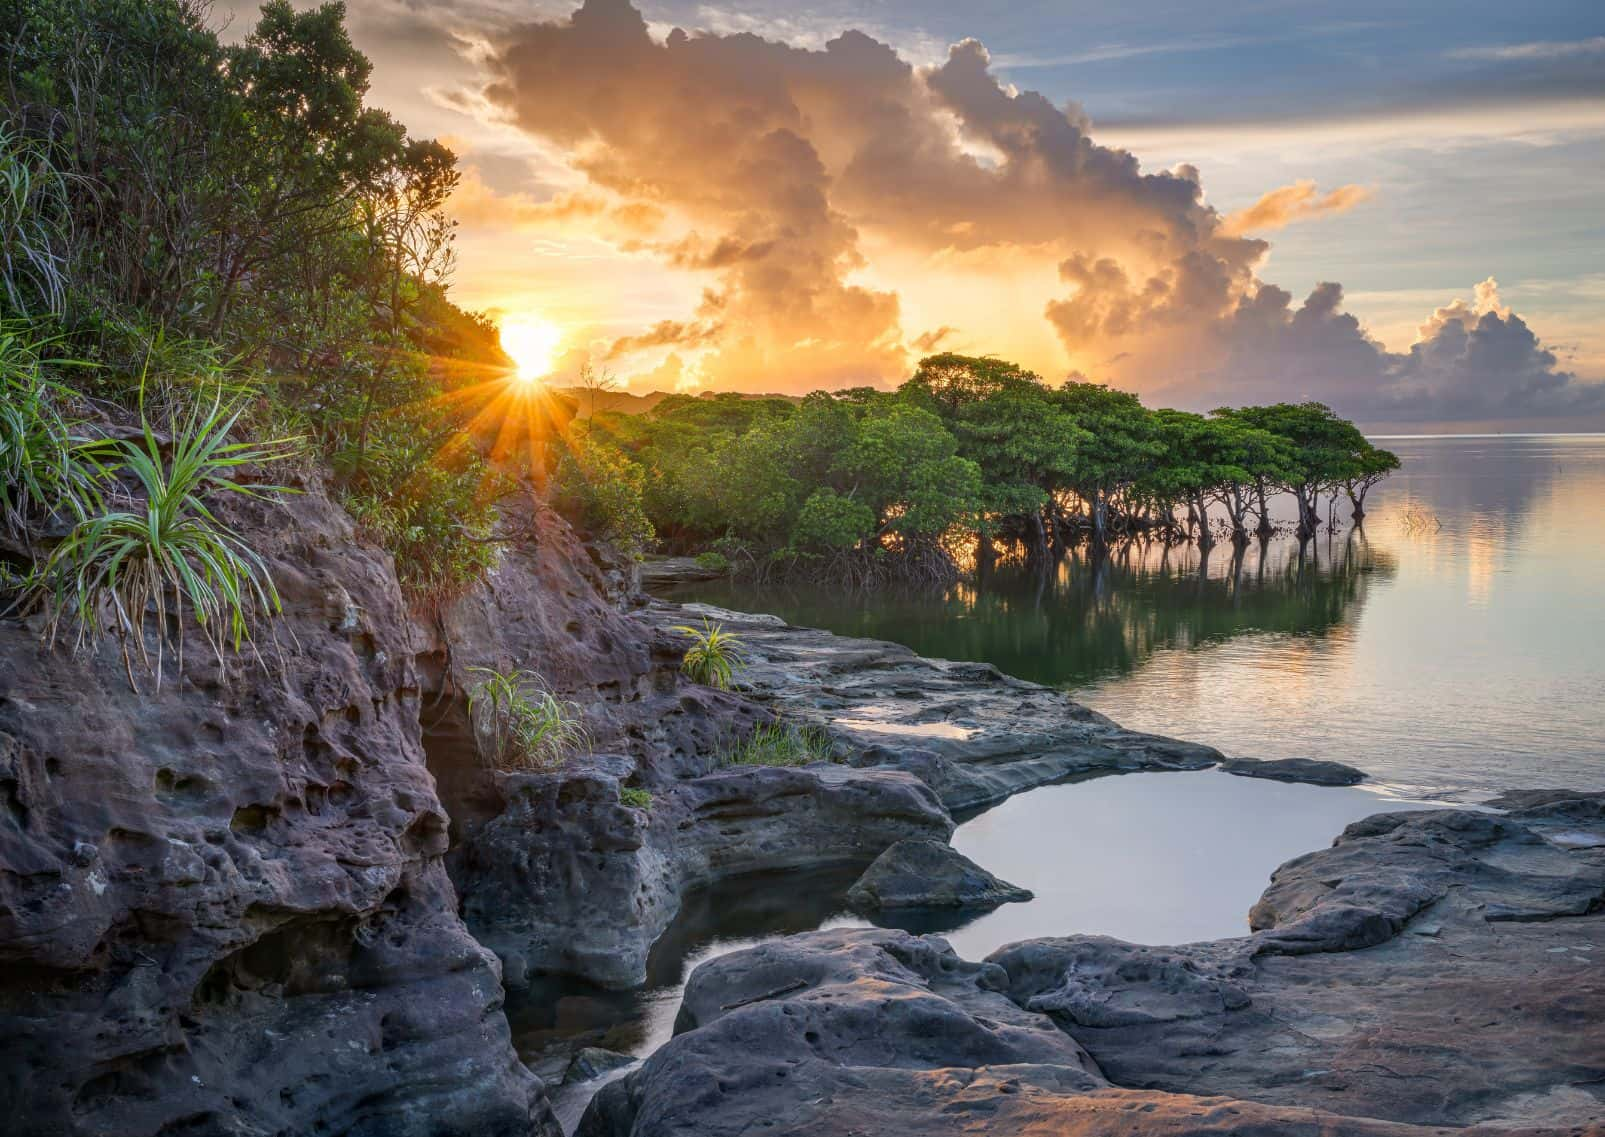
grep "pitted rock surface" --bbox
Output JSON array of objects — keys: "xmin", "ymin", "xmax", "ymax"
[
  {"xmin": 0, "ymin": 482, "xmax": 551, "ymax": 1137},
  {"xmin": 640, "ymin": 601, "xmax": 1222, "ymax": 813}
]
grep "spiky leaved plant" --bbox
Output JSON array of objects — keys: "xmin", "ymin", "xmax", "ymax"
[
  {"xmin": 0, "ymin": 328, "xmax": 101, "ymax": 541},
  {"xmin": 671, "ymin": 617, "xmax": 745, "ymax": 690},
  {"xmin": 33, "ymin": 388, "xmax": 296, "ymax": 689},
  {"xmin": 465, "ymin": 666, "xmax": 589, "ymax": 771}
]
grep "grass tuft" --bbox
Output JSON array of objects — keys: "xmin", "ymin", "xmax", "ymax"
[
  {"xmin": 0, "ymin": 328, "xmax": 101, "ymax": 540},
  {"xmin": 719, "ymin": 720, "xmax": 837, "ymax": 768},
  {"xmin": 466, "ymin": 666, "xmax": 589, "ymax": 771}
]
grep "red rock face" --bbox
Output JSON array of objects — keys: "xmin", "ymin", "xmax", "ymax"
[{"xmin": 0, "ymin": 481, "xmax": 553, "ymax": 1137}]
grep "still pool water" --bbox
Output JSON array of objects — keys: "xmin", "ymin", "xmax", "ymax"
[{"xmin": 667, "ymin": 435, "xmax": 1605, "ymax": 801}]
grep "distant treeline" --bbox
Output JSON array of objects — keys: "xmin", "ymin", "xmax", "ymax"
[{"xmin": 569, "ymin": 354, "xmax": 1398, "ymax": 584}]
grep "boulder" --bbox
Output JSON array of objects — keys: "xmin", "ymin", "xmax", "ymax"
[
  {"xmin": 565, "ymin": 1047, "xmax": 637, "ymax": 1084},
  {"xmin": 845, "ymin": 837, "xmax": 1032, "ymax": 912}
]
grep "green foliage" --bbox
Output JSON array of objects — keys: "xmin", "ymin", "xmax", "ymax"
[
  {"xmin": 718, "ymin": 720, "xmax": 836, "ymax": 767},
  {"xmin": 0, "ymin": 330, "xmax": 100, "ymax": 538},
  {"xmin": 792, "ymin": 489, "xmax": 876, "ymax": 551},
  {"xmin": 0, "ymin": 127, "xmax": 70, "ymax": 319},
  {"xmin": 32, "ymin": 391, "xmax": 297, "ymax": 688},
  {"xmin": 551, "ymin": 433, "xmax": 654, "ymax": 557},
  {"xmin": 584, "ymin": 354, "xmax": 1394, "ymax": 575},
  {"xmin": 5, "ymin": 0, "xmax": 520, "ymax": 603},
  {"xmin": 465, "ymin": 667, "xmax": 588, "ymax": 771},
  {"xmin": 619, "ymin": 786, "xmax": 652, "ymax": 810},
  {"xmin": 693, "ymin": 550, "xmax": 731, "ymax": 573},
  {"xmin": 672, "ymin": 618, "xmax": 745, "ymax": 689}
]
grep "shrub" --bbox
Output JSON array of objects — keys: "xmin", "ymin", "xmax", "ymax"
[
  {"xmin": 0, "ymin": 331, "xmax": 101, "ymax": 539},
  {"xmin": 791, "ymin": 488, "xmax": 874, "ymax": 551},
  {"xmin": 341, "ymin": 426, "xmax": 507, "ymax": 601},
  {"xmin": 719, "ymin": 720, "xmax": 836, "ymax": 767},
  {"xmin": 620, "ymin": 786, "xmax": 652, "ymax": 810},
  {"xmin": 671, "ymin": 618, "xmax": 745, "ymax": 689},
  {"xmin": 693, "ymin": 550, "xmax": 730, "ymax": 574},
  {"xmin": 466, "ymin": 666, "xmax": 588, "ymax": 771},
  {"xmin": 33, "ymin": 390, "xmax": 296, "ymax": 688},
  {"xmin": 551, "ymin": 434, "xmax": 654, "ymax": 557}
]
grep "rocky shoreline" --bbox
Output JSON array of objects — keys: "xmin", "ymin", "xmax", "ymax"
[
  {"xmin": 582, "ymin": 792, "xmax": 1605, "ymax": 1135},
  {"xmin": 3, "ymin": 501, "xmax": 1600, "ymax": 1135}
]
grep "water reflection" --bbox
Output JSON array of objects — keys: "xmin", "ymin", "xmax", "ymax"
[
  {"xmin": 668, "ymin": 435, "xmax": 1605, "ymax": 798},
  {"xmin": 674, "ymin": 532, "xmax": 1395, "ymax": 692}
]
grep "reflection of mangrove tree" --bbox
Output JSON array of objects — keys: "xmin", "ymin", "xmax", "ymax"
[{"xmin": 675, "ymin": 530, "xmax": 1397, "ymax": 691}]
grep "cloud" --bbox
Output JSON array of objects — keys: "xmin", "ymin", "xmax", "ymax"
[
  {"xmin": 1152, "ymin": 277, "xmax": 1603, "ymax": 423},
  {"xmin": 1219, "ymin": 180, "xmax": 1373, "ymax": 236},
  {"xmin": 603, "ymin": 319, "xmax": 721, "ymax": 359},
  {"xmin": 911, "ymin": 326, "xmax": 957, "ymax": 352},
  {"xmin": 1448, "ymin": 37, "xmax": 1605, "ymax": 62},
  {"xmin": 474, "ymin": 0, "xmax": 1588, "ymax": 420},
  {"xmin": 448, "ymin": 168, "xmax": 666, "ymax": 235},
  {"xmin": 483, "ymin": 0, "xmax": 908, "ymax": 392}
]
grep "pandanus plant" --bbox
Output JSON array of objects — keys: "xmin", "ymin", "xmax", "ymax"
[
  {"xmin": 33, "ymin": 390, "xmax": 296, "ymax": 689},
  {"xmin": 671, "ymin": 618, "xmax": 746, "ymax": 689}
]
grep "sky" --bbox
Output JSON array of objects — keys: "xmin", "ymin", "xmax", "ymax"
[{"xmin": 221, "ymin": 0, "xmax": 1605, "ymax": 427}]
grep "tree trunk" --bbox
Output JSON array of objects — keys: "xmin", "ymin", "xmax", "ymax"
[{"xmin": 1192, "ymin": 493, "xmax": 1215, "ymax": 549}]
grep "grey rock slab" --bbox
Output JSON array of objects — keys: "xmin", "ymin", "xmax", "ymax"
[{"xmin": 1217, "ymin": 756, "xmax": 1368, "ymax": 786}]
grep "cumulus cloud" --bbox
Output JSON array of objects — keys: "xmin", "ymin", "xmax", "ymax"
[
  {"xmin": 474, "ymin": 0, "xmax": 1591, "ymax": 420},
  {"xmin": 1219, "ymin": 180, "xmax": 1373, "ymax": 236},
  {"xmin": 1159, "ymin": 277, "xmax": 1603, "ymax": 422}
]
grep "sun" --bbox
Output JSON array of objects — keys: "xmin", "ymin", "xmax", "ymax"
[{"xmin": 500, "ymin": 315, "xmax": 564, "ymax": 382}]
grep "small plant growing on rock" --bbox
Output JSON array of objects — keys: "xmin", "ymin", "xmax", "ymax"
[
  {"xmin": 672, "ymin": 618, "xmax": 745, "ymax": 690},
  {"xmin": 719, "ymin": 720, "xmax": 837, "ymax": 768},
  {"xmin": 466, "ymin": 666, "xmax": 588, "ymax": 771},
  {"xmin": 619, "ymin": 786, "xmax": 652, "ymax": 810},
  {"xmin": 692, "ymin": 550, "xmax": 730, "ymax": 574},
  {"xmin": 32, "ymin": 389, "xmax": 296, "ymax": 689}
]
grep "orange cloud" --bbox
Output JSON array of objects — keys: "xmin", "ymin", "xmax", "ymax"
[
  {"xmin": 467, "ymin": 2, "xmax": 1585, "ymax": 420},
  {"xmin": 1219, "ymin": 180, "xmax": 1373, "ymax": 236}
]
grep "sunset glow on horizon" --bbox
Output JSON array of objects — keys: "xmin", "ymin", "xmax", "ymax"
[{"xmin": 223, "ymin": 0, "xmax": 1605, "ymax": 428}]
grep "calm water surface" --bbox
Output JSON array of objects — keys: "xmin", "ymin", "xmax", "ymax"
[
  {"xmin": 544, "ymin": 436, "xmax": 1605, "ymax": 1125},
  {"xmin": 670, "ymin": 435, "xmax": 1605, "ymax": 800}
]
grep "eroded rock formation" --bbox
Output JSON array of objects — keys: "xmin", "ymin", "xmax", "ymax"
[
  {"xmin": 0, "ymin": 483, "xmax": 552, "ymax": 1136},
  {"xmin": 584, "ymin": 793, "xmax": 1605, "ymax": 1135}
]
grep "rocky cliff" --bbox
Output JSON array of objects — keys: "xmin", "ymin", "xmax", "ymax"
[{"xmin": 0, "ymin": 482, "xmax": 553, "ymax": 1136}]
